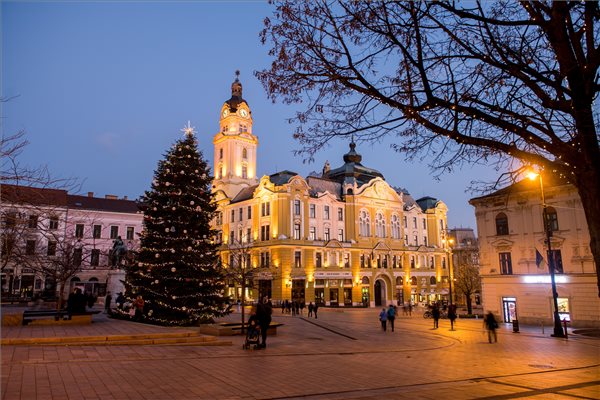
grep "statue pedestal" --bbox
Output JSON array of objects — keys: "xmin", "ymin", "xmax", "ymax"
[{"xmin": 107, "ymin": 270, "xmax": 126, "ymax": 296}]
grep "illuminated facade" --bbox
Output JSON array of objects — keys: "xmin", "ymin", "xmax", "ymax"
[
  {"xmin": 212, "ymin": 78, "xmax": 451, "ymax": 307},
  {"xmin": 470, "ymin": 176, "xmax": 600, "ymax": 328}
]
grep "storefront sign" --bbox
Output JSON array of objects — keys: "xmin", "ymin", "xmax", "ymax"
[
  {"xmin": 522, "ymin": 275, "xmax": 568, "ymax": 284},
  {"xmin": 314, "ymin": 271, "xmax": 352, "ymax": 279}
]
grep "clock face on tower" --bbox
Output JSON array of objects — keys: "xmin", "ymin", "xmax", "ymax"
[
  {"xmin": 222, "ymin": 109, "xmax": 229, "ymax": 118},
  {"xmin": 239, "ymin": 109, "xmax": 248, "ymax": 118}
]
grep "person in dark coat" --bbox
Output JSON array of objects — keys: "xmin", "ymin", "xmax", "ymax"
[
  {"xmin": 387, "ymin": 304, "xmax": 396, "ymax": 332},
  {"xmin": 308, "ymin": 302, "xmax": 314, "ymax": 318},
  {"xmin": 448, "ymin": 304, "xmax": 457, "ymax": 331},
  {"xmin": 313, "ymin": 303, "xmax": 319, "ymax": 319},
  {"xmin": 256, "ymin": 297, "xmax": 272, "ymax": 348},
  {"xmin": 379, "ymin": 308, "xmax": 388, "ymax": 332},
  {"xmin": 104, "ymin": 292, "xmax": 113, "ymax": 314},
  {"xmin": 484, "ymin": 311, "xmax": 498, "ymax": 343},
  {"xmin": 432, "ymin": 304, "xmax": 440, "ymax": 329},
  {"xmin": 115, "ymin": 292, "xmax": 125, "ymax": 310}
]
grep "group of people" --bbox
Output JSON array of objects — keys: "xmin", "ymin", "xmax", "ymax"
[
  {"xmin": 378, "ymin": 304, "xmax": 397, "ymax": 332},
  {"xmin": 66, "ymin": 288, "xmax": 97, "ymax": 315},
  {"xmin": 247, "ymin": 297, "xmax": 273, "ymax": 349},
  {"xmin": 104, "ymin": 292, "xmax": 145, "ymax": 321},
  {"xmin": 429, "ymin": 302, "xmax": 458, "ymax": 330}
]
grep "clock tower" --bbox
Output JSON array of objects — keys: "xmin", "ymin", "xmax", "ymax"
[{"xmin": 212, "ymin": 72, "xmax": 259, "ymax": 199}]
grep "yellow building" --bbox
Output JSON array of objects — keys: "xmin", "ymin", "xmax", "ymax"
[{"xmin": 212, "ymin": 77, "xmax": 451, "ymax": 307}]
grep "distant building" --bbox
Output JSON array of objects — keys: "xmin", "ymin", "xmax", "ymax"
[
  {"xmin": 1, "ymin": 184, "xmax": 142, "ymax": 299},
  {"xmin": 448, "ymin": 228, "xmax": 481, "ymax": 309},
  {"xmin": 211, "ymin": 76, "xmax": 452, "ymax": 307},
  {"xmin": 470, "ymin": 176, "xmax": 599, "ymax": 328}
]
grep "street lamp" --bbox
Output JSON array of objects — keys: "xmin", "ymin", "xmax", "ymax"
[{"xmin": 527, "ymin": 171, "xmax": 565, "ymax": 338}]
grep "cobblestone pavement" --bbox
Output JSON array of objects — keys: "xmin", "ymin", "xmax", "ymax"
[{"xmin": 2, "ymin": 307, "xmax": 599, "ymax": 400}]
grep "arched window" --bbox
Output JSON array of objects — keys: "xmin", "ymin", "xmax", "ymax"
[
  {"xmin": 219, "ymin": 148, "xmax": 223, "ymax": 159},
  {"xmin": 375, "ymin": 212, "xmax": 386, "ymax": 238},
  {"xmin": 391, "ymin": 214, "xmax": 401, "ymax": 239},
  {"xmin": 495, "ymin": 213, "xmax": 509, "ymax": 235},
  {"xmin": 545, "ymin": 207, "xmax": 559, "ymax": 231},
  {"xmin": 430, "ymin": 276, "xmax": 437, "ymax": 285},
  {"xmin": 361, "ymin": 276, "xmax": 370, "ymax": 285},
  {"xmin": 396, "ymin": 276, "xmax": 403, "ymax": 286},
  {"xmin": 410, "ymin": 276, "xmax": 417, "ymax": 285},
  {"xmin": 359, "ymin": 210, "xmax": 371, "ymax": 237},
  {"xmin": 242, "ymin": 148, "xmax": 247, "ymax": 159}
]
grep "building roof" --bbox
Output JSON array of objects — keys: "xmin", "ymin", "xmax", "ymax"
[
  {"xmin": 1, "ymin": 184, "xmax": 68, "ymax": 207},
  {"xmin": 230, "ymin": 185, "xmax": 259, "ymax": 203},
  {"xmin": 269, "ymin": 170, "xmax": 299, "ymax": 186},
  {"xmin": 224, "ymin": 75, "xmax": 250, "ymax": 112},
  {"xmin": 306, "ymin": 176, "xmax": 342, "ymax": 199},
  {"xmin": 469, "ymin": 173, "xmax": 571, "ymax": 204},
  {"xmin": 323, "ymin": 142, "xmax": 384, "ymax": 185},
  {"xmin": 416, "ymin": 196, "xmax": 438, "ymax": 211},
  {"xmin": 67, "ymin": 194, "xmax": 140, "ymax": 214}
]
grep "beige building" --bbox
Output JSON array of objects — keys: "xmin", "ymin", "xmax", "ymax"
[
  {"xmin": 212, "ymin": 77, "xmax": 452, "ymax": 307},
  {"xmin": 470, "ymin": 176, "xmax": 599, "ymax": 328}
]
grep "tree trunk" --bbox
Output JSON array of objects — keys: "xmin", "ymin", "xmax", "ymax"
[
  {"xmin": 240, "ymin": 281, "xmax": 246, "ymax": 334},
  {"xmin": 575, "ymin": 172, "xmax": 600, "ymax": 297},
  {"xmin": 57, "ymin": 281, "xmax": 67, "ymax": 311},
  {"xmin": 466, "ymin": 294, "xmax": 473, "ymax": 315}
]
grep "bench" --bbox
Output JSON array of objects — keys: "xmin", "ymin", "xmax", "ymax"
[
  {"xmin": 22, "ymin": 310, "xmax": 101, "ymax": 326},
  {"xmin": 198, "ymin": 322, "xmax": 283, "ymax": 336}
]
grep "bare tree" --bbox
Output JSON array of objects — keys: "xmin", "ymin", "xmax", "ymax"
[
  {"xmin": 257, "ymin": 1, "xmax": 600, "ymax": 295},
  {"xmin": 454, "ymin": 255, "xmax": 481, "ymax": 315}
]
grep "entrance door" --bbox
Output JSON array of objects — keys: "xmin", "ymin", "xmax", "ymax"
[
  {"xmin": 329, "ymin": 288, "xmax": 338, "ymax": 306},
  {"xmin": 361, "ymin": 287, "xmax": 370, "ymax": 307},
  {"xmin": 375, "ymin": 280, "xmax": 382, "ymax": 306},
  {"xmin": 502, "ymin": 297, "xmax": 517, "ymax": 323},
  {"xmin": 343, "ymin": 288, "xmax": 352, "ymax": 306},
  {"xmin": 292, "ymin": 280, "xmax": 305, "ymax": 302},
  {"xmin": 258, "ymin": 280, "xmax": 272, "ymax": 301},
  {"xmin": 315, "ymin": 288, "xmax": 325, "ymax": 305}
]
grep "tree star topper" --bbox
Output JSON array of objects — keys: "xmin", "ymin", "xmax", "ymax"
[{"xmin": 181, "ymin": 121, "xmax": 195, "ymax": 137}]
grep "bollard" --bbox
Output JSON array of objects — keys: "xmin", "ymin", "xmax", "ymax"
[{"xmin": 563, "ymin": 319, "xmax": 568, "ymax": 340}]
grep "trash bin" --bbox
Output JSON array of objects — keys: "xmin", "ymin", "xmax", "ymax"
[{"xmin": 512, "ymin": 319, "xmax": 520, "ymax": 333}]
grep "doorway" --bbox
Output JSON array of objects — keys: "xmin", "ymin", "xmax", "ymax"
[
  {"xmin": 375, "ymin": 280, "xmax": 386, "ymax": 306},
  {"xmin": 258, "ymin": 280, "xmax": 272, "ymax": 301},
  {"xmin": 502, "ymin": 297, "xmax": 517, "ymax": 323}
]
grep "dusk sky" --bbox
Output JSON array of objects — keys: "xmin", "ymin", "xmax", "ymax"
[{"xmin": 3, "ymin": 1, "xmax": 499, "ymax": 231}]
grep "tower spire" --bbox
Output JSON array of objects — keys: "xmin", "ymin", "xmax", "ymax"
[{"xmin": 232, "ymin": 70, "xmax": 242, "ymax": 98}]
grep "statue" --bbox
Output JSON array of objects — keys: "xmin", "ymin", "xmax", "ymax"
[
  {"xmin": 322, "ymin": 160, "xmax": 330, "ymax": 176},
  {"xmin": 109, "ymin": 236, "xmax": 127, "ymax": 268}
]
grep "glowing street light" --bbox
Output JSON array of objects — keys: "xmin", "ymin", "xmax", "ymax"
[{"xmin": 528, "ymin": 170, "xmax": 565, "ymax": 338}]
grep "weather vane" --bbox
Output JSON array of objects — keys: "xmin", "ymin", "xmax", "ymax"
[{"xmin": 181, "ymin": 120, "xmax": 196, "ymax": 137}]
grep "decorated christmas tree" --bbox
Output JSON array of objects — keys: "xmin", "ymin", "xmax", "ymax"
[{"xmin": 118, "ymin": 122, "xmax": 230, "ymax": 326}]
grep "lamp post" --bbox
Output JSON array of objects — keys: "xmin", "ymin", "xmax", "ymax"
[
  {"xmin": 442, "ymin": 231, "xmax": 454, "ymax": 307},
  {"xmin": 528, "ymin": 171, "xmax": 565, "ymax": 338}
]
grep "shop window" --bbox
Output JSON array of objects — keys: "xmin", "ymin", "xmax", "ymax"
[{"xmin": 557, "ymin": 297, "xmax": 570, "ymax": 321}]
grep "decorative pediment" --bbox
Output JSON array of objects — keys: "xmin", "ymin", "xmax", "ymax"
[
  {"xmin": 535, "ymin": 234, "xmax": 566, "ymax": 249},
  {"xmin": 288, "ymin": 175, "xmax": 310, "ymax": 192},
  {"xmin": 356, "ymin": 178, "xmax": 401, "ymax": 202},
  {"xmin": 490, "ymin": 238, "xmax": 515, "ymax": 251},
  {"xmin": 324, "ymin": 239, "xmax": 344, "ymax": 248},
  {"xmin": 373, "ymin": 241, "xmax": 392, "ymax": 252}
]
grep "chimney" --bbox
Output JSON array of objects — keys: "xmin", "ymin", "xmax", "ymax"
[
  {"xmin": 105, "ymin": 194, "xmax": 118, "ymax": 200},
  {"xmin": 87, "ymin": 192, "xmax": 94, "ymax": 197}
]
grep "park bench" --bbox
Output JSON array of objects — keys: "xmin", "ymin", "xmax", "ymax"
[{"xmin": 22, "ymin": 310, "xmax": 101, "ymax": 326}]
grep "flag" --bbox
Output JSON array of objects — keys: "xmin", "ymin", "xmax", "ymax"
[{"xmin": 535, "ymin": 249, "xmax": 545, "ymax": 269}]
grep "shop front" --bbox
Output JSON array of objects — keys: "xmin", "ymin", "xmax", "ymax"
[{"xmin": 314, "ymin": 271, "xmax": 353, "ymax": 307}]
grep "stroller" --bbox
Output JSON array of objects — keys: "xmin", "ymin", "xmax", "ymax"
[{"xmin": 243, "ymin": 316, "xmax": 261, "ymax": 350}]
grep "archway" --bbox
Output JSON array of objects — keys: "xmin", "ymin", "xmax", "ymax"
[{"xmin": 374, "ymin": 279, "xmax": 387, "ymax": 307}]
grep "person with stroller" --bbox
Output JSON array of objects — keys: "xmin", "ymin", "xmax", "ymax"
[
  {"xmin": 244, "ymin": 306, "xmax": 261, "ymax": 349},
  {"xmin": 256, "ymin": 297, "xmax": 272, "ymax": 349}
]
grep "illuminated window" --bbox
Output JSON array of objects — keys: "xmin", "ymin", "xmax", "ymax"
[
  {"xmin": 294, "ymin": 200, "xmax": 301, "ymax": 215},
  {"xmin": 294, "ymin": 224, "xmax": 301, "ymax": 240},
  {"xmin": 309, "ymin": 204, "xmax": 315, "ymax": 218},
  {"xmin": 359, "ymin": 210, "xmax": 371, "ymax": 237},
  {"xmin": 309, "ymin": 227, "xmax": 316, "ymax": 241},
  {"xmin": 324, "ymin": 228, "xmax": 330, "ymax": 241},
  {"xmin": 375, "ymin": 213, "xmax": 386, "ymax": 238},
  {"xmin": 324, "ymin": 206, "xmax": 330, "ymax": 220},
  {"xmin": 242, "ymin": 148, "xmax": 247, "ymax": 159},
  {"xmin": 391, "ymin": 215, "xmax": 401, "ymax": 239}
]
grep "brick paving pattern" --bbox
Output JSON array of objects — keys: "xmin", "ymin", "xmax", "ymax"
[{"xmin": 2, "ymin": 307, "xmax": 599, "ymax": 399}]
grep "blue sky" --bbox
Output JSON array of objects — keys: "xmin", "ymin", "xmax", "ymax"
[{"xmin": 2, "ymin": 1, "xmax": 498, "ymax": 230}]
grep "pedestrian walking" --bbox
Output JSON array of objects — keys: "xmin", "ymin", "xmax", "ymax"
[
  {"xmin": 402, "ymin": 303, "xmax": 408, "ymax": 316},
  {"xmin": 256, "ymin": 297, "xmax": 272, "ymax": 348},
  {"xmin": 104, "ymin": 291, "xmax": 112, "ymax": 314},
  {"xmin": 408, "ymin": 302, "xmax": 413, "ymax": 316},
  {"xmin": 484, "ymin": 311, "xmax": 498, "ymax": 343},
  {"xmin": 379, "ymin": 308, "xmax": 388, "ymax": 332},
  {"xmin": 448, "ymin": 304, "xmax": 457, "ymax": 331},
  {"xmin": 314, "ymin": 303, "xmax": 319, "ymax": 319},
  {"xmin": 291, "ymin": 300, "xmax": 297, "ymax": 316},
  {"xmin": 387, "ymin": 304, "xmax": 396, "ymax": 332},
  {"xmin": 294, "ymin": 301, "xmax": 300, "ymax": 316},
  {"xmin": 308, "ymin": 302, "xmax": 314, "ymax": 317},
  {"xmin": 432, "ymin": 304, "xmax": 440, "ymax": 329},
  {"xmin": 300, "ymin": 301, "xmax": 305, "ymax": 316}
]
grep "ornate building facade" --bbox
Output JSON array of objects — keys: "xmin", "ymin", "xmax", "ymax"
[
  {"xmin": 212, "ymin": 78, "xmax": 452, "ymax": 307},
  {"xmin": 470, "ymin": 176, "xmax": 599, "ymax": 328}
]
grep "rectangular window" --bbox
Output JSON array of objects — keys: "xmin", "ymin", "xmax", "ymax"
[
  {"xmin": 309, "ymin": 226, "xmax": 316, "ymax": 241},
  {"xmin": 413, "ymin": 217, "xmax": 417, "ymax": 229},
  {"xmin": 216, "ymin": 212, "xmax": 223, "ymax": 225},
  {"xmin": 403, "ymin": 216, "xmax": 407, "ymax": 228},
  {"xmin": 294, "ymin": 200, "xmax": 301, "ymax": 215},
  {"xmin": 75, "ymin": 224, "xmax": 84, "ymax": 238},
  {"xmin": 442, "ymin": 258, "xmax": 446, "ymax": 269},
  {"xmin": 230, "ymin": 230, "xmax": 235, "ymax": 242},
  {"xmin": 110, "ymin": 226, "xmax": 119, "ymax": 239},
  {"xmin": 261, "ymin": 252, "xmax": 270, "ymax": 268},
  {"xmin": 338, "ymin": 229, "xmax": 344, "ymax": 242},
  {"xmin": 422, "ymin": 219, "xmax": 426, "ymax": 229},
  {"xmin": 126, "ymin": 227, "xmax": 135, "ymax": 240},
  {"xmin": 413, "ymin": 234, "xmax": 418, "ymax": 246},
  {"xmin": 294, "ymin": 224, "xmax": 301, "ymax": 240},
  {"xmin": 231, "ymin": 209, "xmax": 235, "ymax": 223},
  {"xmin": 423, "ymin": 236, "xmax": 428, "ymax": 246},
  {"xmin": 316, "ymin": 252, "xmax": 322, "ymax": 268},
  {"xmin": 309, "ymin": 204, "xmax": 316, "ymax": 218},
  {"xmin": 28, "ymin": 215, "xmax": 38, "ymax": 229},
  {"xmin": 47, "ymin": 241, "xmax": 57, "ymax": 256},
  {"xmin": 93, "ymin": 225, "xmax": 102, "ymax": 239},
  {"xmin": 91, "ymin": 249, "xmax": 100, "ymax": 266},
  {"xmin": 392, "ymin": 255, "xmax": 397, "ymax": 269},
  {"xmin": 261, "ymin": 225, "xmax": 270, "ymax": 241},
  {"xmin": 247, "ymin": 206, "xmax": 252, "ymax": 219},
  {"xmin": 246, "ymin": 228, "xmax": 251, "ymax": 242},
  {"xmin": 499, "ymin": 252, "xmax": 513, "ymax": 275},
  {"xmin": 324, "ymin": 206, "xmax": 330, "ymax": 220},
  {"xmin": 430, "ymin": 257, "xmax": 435, "ymax": 269},
  {"xmin": 49, "ymin": 216, "xmax": 59, "ymax": 230},
  {"xmin": 239, "ymin": 208, "xmax": 243, "ymax": 221},
  {"xmin": 551, "ymin": 249, "xmax": 564, "ymax": 274},
  {"xmin": 294, "ymin": 251, "xmax": 302, "ymax": 268},
  {"xmin": 404, "ymin": 234, "xmax": 408, "ymax": 245},
  {"xmin": 73, "ymin": 248, "xmax": 82, "ymax": 267},
  {"xmin": 360, "ymin": 254, "xmax": 365, "ymax": 268},
  {"xmin": 377, "ymin": 255, "xmax": 381, "ymax": 268},
  {"xmin": 261, "ymin": 202, "xmax": 271, "ymax": 216},
  {"xmin": 337, "ymin": 208, "xmax": 343, "ymax": 221},
  {"xmin": 26, "ymin": 240, "xmax": 36, "ymax": 255},
  {"xmin": 324, "ymin": 228, "xmax": 330, "ymax": 241},
  {"xmin": 344, "ymin": 253, "xmax": 350, "ymax": 268},
  {"xmin": 411, "ymin": 256, "xmax": 415, "ymax": 269}
]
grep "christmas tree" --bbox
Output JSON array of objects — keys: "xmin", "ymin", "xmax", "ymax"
[{"xmin": 118, "ymin": 122, "xmax": 230, "ymax": 326}]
